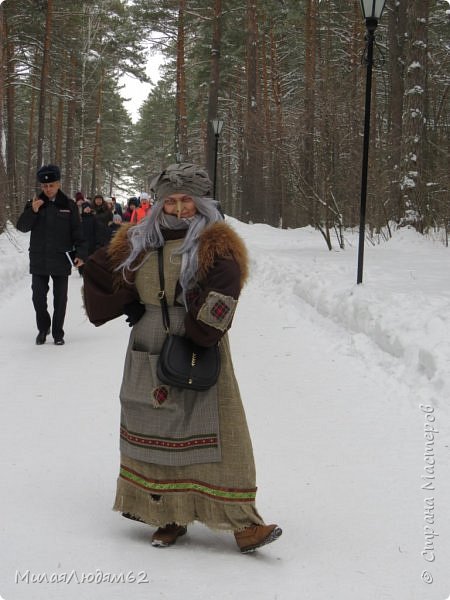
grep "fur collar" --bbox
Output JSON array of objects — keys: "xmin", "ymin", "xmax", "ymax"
[
  {"xmin": 197, "ymin": 222, "xmax": 248, "ymax": 286},
  {"xmin": 107, "ymin": 223, "xmax": 134, "ymax": 272},
  {"xmin": 108, "ymin": 221, "xmax": 249, "ymax": 287}
]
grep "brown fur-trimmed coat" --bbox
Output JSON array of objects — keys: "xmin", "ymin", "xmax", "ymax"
[{"xmin": 82, "ymin": 221, "xmax": 248, "ymax": 346}]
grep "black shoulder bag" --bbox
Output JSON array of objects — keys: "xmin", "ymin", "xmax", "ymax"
[{"xmin": 156, "ymin": 246, "xmax": 221, "ymax": 391}]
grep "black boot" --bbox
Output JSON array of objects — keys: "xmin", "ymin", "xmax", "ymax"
[{"xmin": 35, "ymin": 330, "xmax": 49, "ymax": 345}]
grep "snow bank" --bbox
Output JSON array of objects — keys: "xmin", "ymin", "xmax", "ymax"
[
  {"xmin": 229, "ymin": 219, "xmax": 450, "ymax": 408},
  {"xmin": 0, "ymin": 222, "xmax": 29, "ymax": 300}
]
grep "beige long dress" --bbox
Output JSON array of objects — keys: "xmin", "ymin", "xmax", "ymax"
[{"xmin": 113, "ymin": 240, "xmax": 264, "ymax": 531}]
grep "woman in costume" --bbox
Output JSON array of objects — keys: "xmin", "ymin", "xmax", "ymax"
[{"xmin": 83, "ymin": 163, "xmax": 281, "ymax": 553}]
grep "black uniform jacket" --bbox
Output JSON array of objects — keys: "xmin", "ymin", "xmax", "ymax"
[{"xmin": 16, "ymin": 190, "xmax": 88, "ymax": 276}]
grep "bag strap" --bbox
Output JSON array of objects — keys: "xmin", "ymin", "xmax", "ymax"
[{"xmin": 157, "ymin": 246, "xmax": 170, "ymax": 333}]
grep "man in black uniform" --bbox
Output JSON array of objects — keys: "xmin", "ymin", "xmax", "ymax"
[{"xmin": 17, "ymin": 165, "xmax": 87, "ymax": 345}]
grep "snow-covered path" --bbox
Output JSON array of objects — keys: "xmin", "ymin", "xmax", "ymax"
[{"xmin": 0, "ymin": 222, "xmax": 449, "ymax": 600}]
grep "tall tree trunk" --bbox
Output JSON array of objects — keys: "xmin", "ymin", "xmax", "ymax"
[
  {"xmin": 65, "ymin": 54, "xmax": 77, "ymax": 196},
  {"xmin": 36, "ymin": 0, "xmax": 53, "ymax": 170},
  {"xmin": 347, "ymin": 1, "xmax": 363, "ymax": 227},
  {"xmin": 388, "ymin": 0, "xmax": 407, "ymax": 221},
  {"xmin": 235, "ymin": 67, "xmax": 245, "ymax": 220},
  {"xmin": 316, "ymin": 1, "xmax": 333, "ymax": 232},
  {"xmin": 78, "ymin": 5, "xmax": 92, "ymax": 193},
  {"xmin": 55, "ymin": 63, "xmax": 66, "ymax": 167},
  {"xmin": 401, "ymin": 0, "xmax": 430, "ymax": 230},
  {"xmin": 261, "ymin": 16, "xmax": 277, "ymax": 226},
  {"xmin": 304, "ymin": 0, "xmax": 317, "ymax": 224},
  {"xmin": 175, "ymin": 0, "xmax": 188, "ymax": 161},
  {"xmin": 206, "ymin": 0, "xmax": 222, "ymax": 182},
  {"xmin": 4, "ymin": 5, "xmax": 18, "ymax": 217},
  {"xmin": 223, "ymin": 107, "xmax": 233, "ymax": 215},
  {"xmin": 243, "ymin": 0, "xmax": 263, "ymax": 222},
  {"xmin": 91, "ymin": 67, "xmax": 104, "ymax": 196},
  {"xmin": 269, "ymin": 23, "xmax": 286, "ymax": 227},
  {"xmin": 26, "ymin": 48, "xmax": 39, "ymax": 197},
  {"xmin": 0, "ymin": 4, "xmax": 7, "ymax": 230}
]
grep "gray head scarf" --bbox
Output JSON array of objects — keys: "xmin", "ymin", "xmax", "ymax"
[
  {"xmin": 118, "ymin": 164, "xmax": 223, "ymax": 306},
  {"xmin": 150, "ymin": 163, "xmax": 212, "ymax": 200}
]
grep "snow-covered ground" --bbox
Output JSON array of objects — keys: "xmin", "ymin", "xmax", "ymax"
[{"xmin": 0, "ymin": 219, "xmax": 449, "ymax": 600}]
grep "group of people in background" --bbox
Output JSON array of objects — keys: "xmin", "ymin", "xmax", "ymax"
[{"xmin": 74, "ymin": 191, "xmax": 153, "ymax": 257}]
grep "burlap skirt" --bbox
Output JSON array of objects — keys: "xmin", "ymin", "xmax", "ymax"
[{"xmin": 113, "ymin": 307, "xmax": 264, "ymax": 531}]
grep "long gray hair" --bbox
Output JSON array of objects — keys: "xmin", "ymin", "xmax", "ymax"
[{"xmin": 117, "ymin": 197, "xmax": 223, "ymax": 304}]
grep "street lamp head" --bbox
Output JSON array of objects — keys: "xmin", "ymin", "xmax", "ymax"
[
  {"xmin": 360, "ymin": 0, "xmax": 386, "ymax": 21},
  {"xmin": 211, "ymin": 118, "xmax": 224, "ymax": 136}
]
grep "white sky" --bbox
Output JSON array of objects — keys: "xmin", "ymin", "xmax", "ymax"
[{"xmin": 119, "ymin": 52, "xmax": 165, "ymax": 123}]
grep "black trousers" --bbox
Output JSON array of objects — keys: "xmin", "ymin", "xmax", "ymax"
[{"xmin": 31, "ymin": 274, "xmax": 69, "ymax": 340}]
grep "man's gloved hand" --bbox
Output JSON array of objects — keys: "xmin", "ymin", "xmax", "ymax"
[{"xmin": 123, "ymin": 300, "xmax": 145, "ymax": 327}]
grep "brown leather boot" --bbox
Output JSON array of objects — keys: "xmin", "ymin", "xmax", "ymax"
[
  {"xmin": 151, "ymin": 523, "xmax": 187, "ymax": 547},
  {"xmin": 234, "ymin": 524, "xmax": 282, "ymax": 553}
]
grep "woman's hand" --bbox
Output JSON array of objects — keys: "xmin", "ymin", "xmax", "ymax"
[{"xmin": 123, "ymin": 300, "xmax": 145, "ymax": 327}]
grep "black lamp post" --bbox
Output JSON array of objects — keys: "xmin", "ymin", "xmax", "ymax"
[
  {"xmin": 211, "ymin": 118, "xmax": 224, "ymax": 199},
  {"xmin": 357, "ymin": 0, "xmax": 386, "ymax": 284}
]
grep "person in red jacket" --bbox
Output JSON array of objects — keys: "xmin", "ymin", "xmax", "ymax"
[
  {"xmin": 130, "ymin": 193, "xmax": 151, "ymax": 223},
  {"xmin": 122, "ymin": 197, "xmax": 138, "ymax": 222}
]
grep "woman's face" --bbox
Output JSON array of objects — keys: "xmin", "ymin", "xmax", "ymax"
[{"xmin": 163, "ymin": 194, "xmax": 197, "ymax": 219}]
